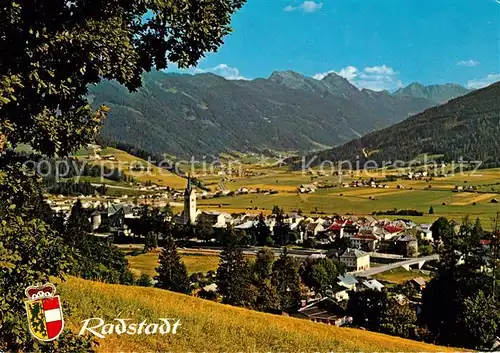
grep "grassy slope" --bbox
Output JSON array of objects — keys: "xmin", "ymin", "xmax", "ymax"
[
  {"xmin": 59, "ymin": 277, "xmax": 454, "ymax": 352},
  {"xmin": 75, "ymin": 147, "xmax": 187, "ymax": 189}
]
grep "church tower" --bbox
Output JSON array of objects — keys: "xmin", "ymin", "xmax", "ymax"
[{"xmin": 184, "ymin": 175, "xmax": 197, "ymax": 225}]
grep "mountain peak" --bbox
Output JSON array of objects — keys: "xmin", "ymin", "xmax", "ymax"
[
  {"xmin": 321, "ymin": 72, "xmax": 359, "ymax": 94},
  {"xmin": 313, "ymin": 83, "xmax": 499, "ymax": 167},
  {"xmin": 269, "ymin": 70, "xmax": 304, "ymax": 80},
  {"xmin": 322, "ymin": 72, "xmax": 347, "ymax": 81},
  {"xmin": 394, "ymin": 82, "xmax": 470, "ymax": 103},
  {"xmin": 268, "ymin": 70, "xmax": 325, "ymax": 93}
]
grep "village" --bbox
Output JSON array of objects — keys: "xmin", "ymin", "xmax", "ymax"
[
  {"xmin": 44, "ymin": 176, "xmax": 453, "ymax": 325},
  {"xmin": 40, "ymin": 148, "xmax": 499, "ymax": 334}
]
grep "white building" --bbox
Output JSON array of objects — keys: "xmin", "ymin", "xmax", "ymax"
[{"xmin": 340, "ymin": 248, "xmax": 370, "ymax": 272}]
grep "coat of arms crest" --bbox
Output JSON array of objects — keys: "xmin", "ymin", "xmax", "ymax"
[{"xmin": 24, "ymin": 283, "xmax": 64, "ymax": 341}]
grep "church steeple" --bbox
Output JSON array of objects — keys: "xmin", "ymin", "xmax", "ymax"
[
  {"xmin": 185, "ymin": 174, "xmax": 192, "ymax": 195},
  {"xmin": 184, "ymin": 174, "xmax": 197, "ymax": 224}
]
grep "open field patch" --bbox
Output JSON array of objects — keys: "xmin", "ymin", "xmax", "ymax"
[
  {"xmin": 127, "ymin": 251, "xmax": 220, "ymax": 277},
  {"xmin": 338, "ymin": 188, "xmax": 414, "ymax": 198},
  {"xmin": 451, "ymin": 193, "xmax": 497, "ymax": 206},
  {"xmin": 373, "ymin": 268, "xmax": 431, "ymax": 284}
]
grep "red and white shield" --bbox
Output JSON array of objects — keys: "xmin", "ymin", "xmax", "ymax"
[{"xmin": 25, "ymin": 295, "xmax": 64, "ymax": 341}]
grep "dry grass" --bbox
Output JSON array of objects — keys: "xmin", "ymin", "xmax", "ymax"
[
  {"xmin": 451, "ymin": 193, "xmax": 497, "ymax": 206},
  {"xmin": 77, "ymin": 147, "xmax": 187, "ymax": 189},
  {"xmin": 58, "ymin": 277, "xmax": 456, "ymax": 352},
  {"xmin": 338, "ymin": 188, "xmax": 414, "ymax": 198},
  {"xmin": 373, "ymin": 268, "xmax": 431, "ymax": 284},
  {"xmin": 127, "ymin": 251, "xmax": 220, "ymax": 277}
]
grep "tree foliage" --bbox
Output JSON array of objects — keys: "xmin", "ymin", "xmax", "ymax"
[
  {"xmin": 217, "ymin": 228, "xmax": 253, "ymax": 307},
  {"xmin": 0, "ymin": 164, "xmax": 94, "ymax": 351},
  {"xmin": 421, "ymin": 216, "xmax": 500, "ymax": 349},
  {"xmin": 271, "ymin": 248, "xmax": 301, "ymax": 311},
  {"xmin": 0, "ymin": 0, "xmax": 245, "ymax": 156},
  {"xmin": 347, "ymin": 289, "xmax": 390, "ymax": 331},
  {"xmin": 380, "ymin": 298, "xmax": 417, "ymax": 339},
  {"xmin": 60, "ymin": 200, "xmax": 134, "ymax": 284},
  {"xmin": 252, "ymin": 249, "xmax": 280, "ymax": 312},
  {"xmin": 300, "ymin": 257, "xmax": 344, "ymax": 293},
  {"xmin": 155, "ymin": 235, "xmax": 191, "ymax": 294}
]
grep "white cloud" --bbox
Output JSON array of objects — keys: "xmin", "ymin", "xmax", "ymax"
[
  {"xmin": 284, "ymin": 1, "xmax": 323, "ymax": 13},
  {"xmin": 313, "ymin": 66, "xmax": 358, "ymax": 81},
  {"xmin": 338, "ymin": 66, "xmax": 359, "ymax": 81},
  {"xmin": 457, "ymin": 59, "xmax": 480, "ymax": 67},
  {"xmin": 312, "ymin": 70, "xmax": 334, "ymax": 80},
  {"xmin": 189, "ymin": 64, "xmax": 248, "ymax": 80},
  {"xmin": 467, "ymin": 73, "xmax": 500, "ymax": 89},
  {"xmin": 364, "ymin": 65, "xmax": 396, "ymax": 75},
  {"xmin": 313, "ymin": 65, "xmax": 403, "ymax": 91}
]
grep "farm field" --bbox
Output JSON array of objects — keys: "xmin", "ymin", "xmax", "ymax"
[
  {"xmin": 197, "ymin": 189, "xmax": 499, "ymax": 228},
  {"xmin": 373, "ymin": 268, "xmax": 431, "ymax": 284},
  {"xmin": 71, "ymin": 147, "xmax": 499, "ymax": 228},
  {"xmin": 58, "ymin": 277, "xmax": 455, "ymax": 352},
  {"xmin": 196, "ymin": 165, "xmax": 500, "ymax": 229},
  {"xmin": 127, "ymin": 250, "xmax": 220, "ymax": 277}
]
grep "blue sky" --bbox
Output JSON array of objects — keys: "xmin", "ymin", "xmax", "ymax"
[{"xmin": 169, "ymin": 0, "xmax": 500, "ymax": 91}]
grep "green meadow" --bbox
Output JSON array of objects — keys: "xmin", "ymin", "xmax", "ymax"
[{"xmin": 197, "ymin": 166, "xmax": 500, "ymax": 229}]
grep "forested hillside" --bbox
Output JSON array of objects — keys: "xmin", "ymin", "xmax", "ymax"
[
  {"xmin": 311, "ymin": 82, "xmax": 500, "ymax": 167},
  {"xmin": 89, "ymin": 70, "xmax": 437, "ymax": 157}
]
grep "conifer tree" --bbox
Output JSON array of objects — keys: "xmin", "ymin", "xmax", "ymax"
[
  {"xmin": 217, "ymin": 227, "xmax": 253, "ymax": 307},
  {"xmin": 272, "ymin": 247, "xmax": 301, "ymax": 311},
  {"xmin": 255, "ymin": 213, "xmax": 272, "ymax": 245},
  {"xmin": 155, "ymin": 236, "xmax": 191, "ymax": 294}
]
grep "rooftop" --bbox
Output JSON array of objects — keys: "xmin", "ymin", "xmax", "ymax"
[{"xmin": 341, "ymin": 248, "xmax": 369, "ymax": 259}]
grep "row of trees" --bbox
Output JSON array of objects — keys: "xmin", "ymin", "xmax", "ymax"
[
  {"xmin": 154, "ymin": 227, "xmax": 347, "ymax": 313},
  {"xmin": 48, "ymin": 181, "xmax": 107, "ymax": 196},
  {"xmin": 132, "ymin": 204, "xmax": 301, "ymax": 249},
  {"xmin": 36, "ymin": 157, "xmax": 134, "ymax": 184}
]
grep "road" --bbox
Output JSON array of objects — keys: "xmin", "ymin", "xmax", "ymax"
[
  {"xmin": 117, "ymin": 243, "xmax": 438, "ymax": 275},
  {"xmin": 185, "ymin": 246, "xmax": 328, "ymax": 259},
  {"xmin": 354, "ymin": 254, "xmax": 439, "ymax": 277},
  {"xmin": 117, "ymin": 244, "xmax": 328, "ymax": 259}
]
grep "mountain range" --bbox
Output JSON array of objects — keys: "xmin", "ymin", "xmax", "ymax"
[
  {"xmin": 89, "ymin": 70, "xmax": 470, "ymax": 157},
  {"xmin": 394, "ymin": 82, "xmax": 471, "ymax": 103},
  {"xmin": 310, "ymin": 82, "xmax": 500, "ymax": 168}
]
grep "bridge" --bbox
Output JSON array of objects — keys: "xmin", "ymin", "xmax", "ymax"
[{"xmin": 354, "ymin": 254, "xmax": 439, "ymax": 277}]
